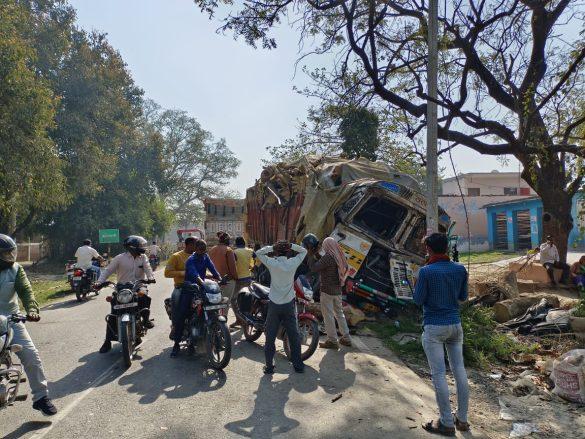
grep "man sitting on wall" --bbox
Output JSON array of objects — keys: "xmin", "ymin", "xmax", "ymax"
[{"xmin": 537, "ymin": 235, "xmax": 570, "ymax": 286}]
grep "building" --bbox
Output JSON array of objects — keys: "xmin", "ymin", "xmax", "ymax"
[
  {"xmin": 204, "ymin": 198, "xmax": 246, "ymax": 244},
  {"xmin": 439, "ymin": 171, "xmax": 536, "ymax": 252},
  {"xmin": 484, "ymin": 194, "xmax": 584, "ymax": 252}
]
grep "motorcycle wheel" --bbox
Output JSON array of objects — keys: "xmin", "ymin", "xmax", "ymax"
[
  {"xmin": 243, "ymin": 307, "xmax": 263, "ymax": 342},
  {"xmin": 120, "ymin": 321, "xmax": 133, "ymax": 368},
  {"xmin": 283, "ymin": 317, "xmax": 319, "ymax": 362},
  {"xmin": 206, "ymin": 320, "xmax": 231, "ymax": 370},
  {"xmin": 75, "ymin": 288, "xmax": 82, "ymax": 302}
]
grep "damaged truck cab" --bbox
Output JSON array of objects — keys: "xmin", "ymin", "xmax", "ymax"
[{"xmin": 245, "ymin": 156, "xmax": 450, "ymax": 307}]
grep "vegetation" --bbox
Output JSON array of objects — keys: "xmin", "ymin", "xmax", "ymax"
[
  {"xmin": 195, "ymin": 0, "xmax": 585, "ymax": 262},
  {"xmin": 30, "ymin": 279, "xmax": 72, "ymax": 308},
  {"xmin": 369, "ymin": 306, "xmax": 535, "ymax": 369},
  {"xmin": 459, "ymin": 251, "xmax": 518, "ymax": 265},
  {"xmin": 573, "ymin": 284, "xmax": 585, "ymax": 318},
  {"xmin": 0, "ymin": 0, "xmax": 239, "ymax": 257}
]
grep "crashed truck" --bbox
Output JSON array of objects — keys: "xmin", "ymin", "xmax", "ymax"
[{"xmin": 245, "ymin": 156, "xmax": 451, "ymax": 308}]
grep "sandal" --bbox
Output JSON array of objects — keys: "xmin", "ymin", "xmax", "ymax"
[
  {"xmin": 454, "ymin": 415, "xmax": 470, "ymax": 432},
  {"xmin": 422, "ymin": 420, "xmax": 456, "ymax": 437}
]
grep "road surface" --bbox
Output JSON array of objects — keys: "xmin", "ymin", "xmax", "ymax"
[{"xmin": 2, "ymin": 270, "xmax": 465, "ymax": 439}]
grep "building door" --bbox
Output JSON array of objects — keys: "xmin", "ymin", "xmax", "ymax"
[
  {"xmin": 495, "ymin": 213, "xmax": 508, "ymax": 250},
  {"xmin": 516, "ymin": 210, "xmax": 531, "ymax": 250}
]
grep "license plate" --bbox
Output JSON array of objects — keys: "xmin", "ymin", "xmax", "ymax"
[
  {"xmin": 73, "ymin": 276, "xmax": 82, "ymax": 281},
  {"xmin": 204, "ymin": 304, "xmax": 228, "ymax": 311},
  {"xmin": 113, "ymin": 303, "xmax": 138, "ymax": 310}
]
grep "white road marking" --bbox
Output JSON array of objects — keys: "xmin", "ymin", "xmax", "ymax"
[{"xmin": 30, "ymin": 338, "xmax": 149, "ymax": 439}]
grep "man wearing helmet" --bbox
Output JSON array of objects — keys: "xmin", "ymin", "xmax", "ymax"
[
  {"xmin": 95, "ymin": 235, "xmax": 156, "ymax": 354},
  {"xmin": 0, "ymin": 234, "xmax": 58, "ymax": 416}
]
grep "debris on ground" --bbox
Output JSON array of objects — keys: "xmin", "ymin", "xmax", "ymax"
[
  {"xmin": 331, "ymin": 394, "xmax": 343, "ymax": 403},
  {"xmin": 552, "ymin": 349, "xmax": 585, "ymax": 404},
  {"xmin": 494, "ymin": 295, "xmax": 560, "ymax": 323},
  {"xmin": 509, "ymin": 422, "xmax": 541, "ymax": 438}
]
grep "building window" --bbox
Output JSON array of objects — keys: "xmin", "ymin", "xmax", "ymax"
[
  {"xmin": 504, "ymin": 187, "xmax": 518, "ymax": 195},
  {"xmin": 467, "ymin": 188, "xmax": 480, "ymax": 196},
  {"xmin": 213, "ymin": 205, "xmax": 217, "ymax": 215},
  {"xmin": 519, "ymin": 187, "xmax": 530, "ymax": 196},
  {"xmin": 232, "ymin": 206, "xmax": 235, "ymax": 214},
  {"xmin": 222, "ymin": 206, "xmax": 226, "ymax": 217}
]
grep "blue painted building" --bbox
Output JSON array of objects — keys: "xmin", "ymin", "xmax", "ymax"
[{"xmin": 484, "ymin": 194, "xmax": 584, "ymax": 251}]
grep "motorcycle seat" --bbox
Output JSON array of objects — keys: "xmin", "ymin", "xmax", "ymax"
[{"xmin": 251, "ymin": 283, "xmax": 270, "ymax": 300}]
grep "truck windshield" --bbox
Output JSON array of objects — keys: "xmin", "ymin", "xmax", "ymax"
[
  {"xmin": 405, "ymin": 218, "xmax": 426, "ymax": 255},
  {"xmin": 352, "ymin": 197, "xmax": 407, "ymax": 242}
]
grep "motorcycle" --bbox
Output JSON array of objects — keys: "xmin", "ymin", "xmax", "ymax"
[
  {"xmin": 149, "ymin": 254, "xmax": 159, "ymax": 271},
  {"xmin": 102, "ymin": 279, "xmax": 154, "ymax": 368},
  {"xmin": 164, "ymin": 280, "xmax": 232, "ymax": 370},
  {"xmin": 0, "ymin": 314, "xmax": 28, "ymax": 410},
  {"xmin": 236, "ymin": 276, "xmax": 320, "ymax": 362},
  {"xmin": 68, "ymin": 260, "xmax": 101, "ymax": 302}
]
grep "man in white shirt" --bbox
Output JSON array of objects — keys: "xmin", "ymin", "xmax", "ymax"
[
  {"xmin": 255, "ymin": 241, "xmax": 308, "ymax": 374},
  {"xmin": 538, "ymin": 235, "xmax": 570, "ymax": 285},
  {"xmin": 74, "ymin": 239, "xmax": 104, "ymax": 281},
  {"xmin": 96, "ymin": 235, "xmax": 156, "ymax": 353}
]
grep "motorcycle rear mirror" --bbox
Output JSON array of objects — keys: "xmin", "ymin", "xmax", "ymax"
[{"xmin": 10, "ymin": 344, "xmax": 23, "ymax": 353}]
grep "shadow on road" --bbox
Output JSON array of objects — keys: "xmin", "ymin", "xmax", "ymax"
[
  {"xmin": 224, "ymin": 366, "xmax": 319, "ymax": 438},
  {"xmin": 3, "ymin": 421, "xmax": 52, "ymax": 439},
  {"xmin": 117, "ymin": 347, "xmax": 227, "ymax": 404},
  {"xmin": 48, "ymin": 351, "xmax": 124, "ymax": 399},
  {"xmin": 317, "ymin": 348, "xmax": 357, "ymax": 396},
  {"xmin": 44, "ymin": 296, "xmax": 98, "ymax": 310}
]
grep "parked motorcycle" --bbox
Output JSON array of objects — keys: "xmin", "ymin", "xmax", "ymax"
[
  {"xmin": 148, "ymin": 254, "xmax": 159, "ymax": 271},
  {"xmin": 0, "ymin": 314, "xmax": 28, "ymax": 410},
  {"xmin": 102, "ymin": 280, "xmax": 154, "ymax": 368},
  {"xmin": 236, "ymin": 276, "xmax": 319, "ymax": 361},
  {"xmin": 164, "ymin": 280, "xmax": 232, "ymax": 370}
]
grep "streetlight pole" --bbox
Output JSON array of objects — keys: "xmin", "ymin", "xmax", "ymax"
[{"xmin": 426, "ymin": 0, "xmax": 439, "ymax": 234}]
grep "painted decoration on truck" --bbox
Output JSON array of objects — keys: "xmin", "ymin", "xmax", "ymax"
[
  {"xmin": 389, "ymin": 259, "xmax": 418, "ymax": 300},
  {"xmin": 331, "ymin": 227, "xmax": 373, "ymax": 278}
]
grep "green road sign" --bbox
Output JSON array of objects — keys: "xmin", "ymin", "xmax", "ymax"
[{"xmin": 99, "ymin": 229, "xmax": 120, "ymax": 244}]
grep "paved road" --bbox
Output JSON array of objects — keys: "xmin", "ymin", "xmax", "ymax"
[{"xmin": 2, "ymin": 271, "xmax": 463, "ymax": 439}]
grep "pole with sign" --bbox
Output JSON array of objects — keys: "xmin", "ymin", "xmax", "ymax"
[{"xmin": 99, "ymin": 229, "xmax": 119, "ymax": 259}]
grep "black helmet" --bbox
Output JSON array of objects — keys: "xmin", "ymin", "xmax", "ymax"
[
  {"xmin": 301, "ymin": 233, "xmax": 319, "ymax": 250},
  {"xmin": 123, "ymin": 235, "xmax": 148, "ymax": 254},
  {"xmin": 0, "ymin": 234, "xmax": 17, "ymax": 264}
]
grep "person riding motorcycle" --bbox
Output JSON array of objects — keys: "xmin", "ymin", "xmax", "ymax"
[
  {"xmin": 95, "ymin": 235, "xmax": 156, "ymax": 354},
  {"xmin": 0, "ymin": 234, "xmax": 58, "ymax": 416},
  {"xmin": 74, "ymin": 239, "xmax": 104, "ymax": 282},
  {"xmin": 170, "ymin": 239, "xmax": 221, "ymax": 358}
]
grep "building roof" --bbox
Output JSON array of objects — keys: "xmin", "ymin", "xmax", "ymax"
[
  {"xmin": 204, "ymin": 198, "xmax": 245, "ymax": 206},
  {"xmin": 482, "ymin": 195, "xmax": 541, "ymax": 209},
  {"xmin": 442, "ymin": 171, "xmax": 522, "ymax": 183}
]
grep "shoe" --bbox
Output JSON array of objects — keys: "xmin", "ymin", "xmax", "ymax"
[
  {"xmin": 454, "ymin": 414, "xmax": 470, "ymax": 432},
  {"xmin": 135, "ymin": 337, "xmax": 142, "ymax": 346},
  {"xmin": 294, "ymin": 364, "xmax": 305, "ymax": 374},
  {"xmin": 143, "ymin": 319, "xmax": 155, "ymax": 329},
  {"xmin": 319, "ymin": 340, "xmax": 339, "ymax": 349},
  {"xmin": 170, "ymin": 344, "xmax": 180, "ymax": 358},
  {"xmin": 263, "ymin": 365, "xmax": 275, "ymax": 374},
  {"xmin": 32, "ymin": 396, "xmax": 58, "ymax": 416},
  {"xmin": 339, "ymin": 336, "xmax": 352, "ymax": 347},
  {"xmin": 99, "ymin": 341, "xmax": 112, "ymax": 354}
]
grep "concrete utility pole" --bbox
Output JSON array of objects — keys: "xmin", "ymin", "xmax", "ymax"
[{"xmin": 426, "ymin": 0, "xmax": 439, "ymax": 234}]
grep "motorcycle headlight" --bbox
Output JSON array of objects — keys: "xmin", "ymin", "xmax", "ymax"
[
  {"xmin": 206, "ymin": 292, "xmax": 222, "ymax": 305},
  {"xmin": 117, "ymin": 289, "xmax": 134, "ymax": 304}
]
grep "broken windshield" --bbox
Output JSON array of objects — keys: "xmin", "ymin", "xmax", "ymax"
[
  {"xmin": 351, "ymin": 197, "xmax": 407, "ymax": 243},
  {"xmin": 405, "ymin": 218, "xmax": 426, "ymax": 255}
]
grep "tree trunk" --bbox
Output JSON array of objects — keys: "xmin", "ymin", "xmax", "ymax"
[{"xmin": 540, "ymin": 191, "xmax": 573, "ymax": 263}]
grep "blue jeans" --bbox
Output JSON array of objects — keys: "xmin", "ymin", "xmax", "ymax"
[
  {"xmin": 422, "ymin": 324, "xmax": 469, "ymax": 428},
  {"xmin": 86, "ymin": 265, "xmax": 101, "ymax": 282}
]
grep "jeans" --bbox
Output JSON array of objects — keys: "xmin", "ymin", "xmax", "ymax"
[
  {"xmin": 172, "ymin": 289, "xmax": 194, "ymax": 344},
  {"xmin": 264, "ymin": 300, "xmax": 303, "ymax": 369},
  {"xmin": 422, "ymin": 324, "xmax": 469, "ymax": 428},
  {"xmin": 320, "ymin": 293, "xmax": 350, "ymax": 342},
  {"xmin": 543, "ymin": 261, "xmax": 570, "ymax": 284},
  {"xmin": 86, "ymin": 265, "xmax": 101, "ymax": 282},
  {"xmin": 12, "ymin": 322, "xmax": 49, "ymax": 402}
]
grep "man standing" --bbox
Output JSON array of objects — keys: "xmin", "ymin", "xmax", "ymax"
[
  {"xmin": 539, "ymin": 235, "xmax": 570, "ymax": 285},
  {"xmin": 209, "ymin": 232, "xmax": 238, "ymax": 319},
  {"xmin": 414, "ymin": 233, "xmax": 469, "ymax": 436},
  {"xmin": 74, "ymin": 239, "xmax": 104, "ymax": 281},
  {"xmin": 255, "ymin": 241, "xmax": 307, "ymax": 374},
  {"xmin": 233, "ymin": 237, "xmax": 254, "ymax": 328},
  {"xmin": 96, "ymin": 235, "xmax": 155, "ymax": 354},
  {"xmin": 0, "ymin": 234, "xmax": 58, "ymax": 416}
]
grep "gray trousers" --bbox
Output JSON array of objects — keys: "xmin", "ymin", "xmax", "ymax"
[
  {"xmin": 12, "ymin": 322, "xmax": 49, "ymax": 402},
  {"xmin": 264, "ymin": 300, "xmax": 302, "ymax": 369}
]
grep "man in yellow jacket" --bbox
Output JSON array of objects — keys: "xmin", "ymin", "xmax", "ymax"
[{"xmin": 165, "ymin": 236, "xmax": 198, "ymax": 317}]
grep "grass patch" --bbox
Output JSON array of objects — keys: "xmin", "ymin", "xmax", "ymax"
[
  {"xmin": 30, "ymin": 279, "xmax": 72, "ymax": 307},
  {"xmin": 461, "ymin": 306, "xmax": 537, "ymax": 369},
  {"xmin": 458, "ymin": 251, "xmax": 518, "ymax": 264},
  {"xmin": 369, "ymin": 306, "xmax": 537, "ymax": 370}
]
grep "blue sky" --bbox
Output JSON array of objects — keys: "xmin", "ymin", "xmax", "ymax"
[{"xmin": 69, "ymin": 0, "xmax": 511, "ymax": 192}]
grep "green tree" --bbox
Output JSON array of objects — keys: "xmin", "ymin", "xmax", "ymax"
[
  {"xmin": 0, "ymin": 1, "xmax": 66, "ymax": 234},
  {"xmin": 338, "ymin": 106, "xmax": 379, "ymax": 161},
  {"xmin": 195, "ymin": 0, "xmax": 585, "ymax": 261}
]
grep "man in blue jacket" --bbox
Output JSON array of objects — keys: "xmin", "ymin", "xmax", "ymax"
[{"xmin": 414, "ymin": 233, "xmax": 469, "ymax": 436}]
